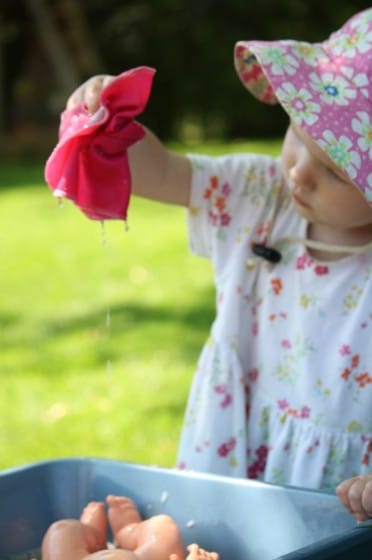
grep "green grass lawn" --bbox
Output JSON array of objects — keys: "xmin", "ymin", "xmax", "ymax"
[{"xmin": 0, "ymin": 140, "xmax": 280, "ymax": 471}]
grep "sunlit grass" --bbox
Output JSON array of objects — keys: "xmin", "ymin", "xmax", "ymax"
[{"xmin": 0, "ymin": 139, "xmax": 280, "ymax": 470}]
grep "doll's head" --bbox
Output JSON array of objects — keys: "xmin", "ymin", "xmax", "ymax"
[{"xmin": 234, "ymin": 9, "xmax": 372, "ymax": 205}]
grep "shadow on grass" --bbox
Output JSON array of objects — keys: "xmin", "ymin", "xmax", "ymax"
[
  {"xmin": 46, "ymin": 290, "xmax": 213, "ymax": 332},
  {"xmin": 1, "ymin": 287, "xmax": 216, "ymax": 374},
  {"xmin": 56, "ymin": 295, "xmax": 214, "ymax": 358}
]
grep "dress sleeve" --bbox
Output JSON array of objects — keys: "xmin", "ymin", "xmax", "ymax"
[{"xmin": 186, "ymin": 152, "xmax": 282, "ymax": 271}]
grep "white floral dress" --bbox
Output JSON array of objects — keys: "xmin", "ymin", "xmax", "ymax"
[{"xmin": 176, "ymin": 153, "xmax": 372, "ymax": 491}]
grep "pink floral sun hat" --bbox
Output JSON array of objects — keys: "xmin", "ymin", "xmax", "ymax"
[{"xmin": 234, "ymin": 8, "xmax": 372, "ymax": 204}]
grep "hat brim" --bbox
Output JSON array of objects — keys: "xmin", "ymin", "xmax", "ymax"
[{"xmin": 233, "ymin": 11, "xmax": 372, "ymax": 203}]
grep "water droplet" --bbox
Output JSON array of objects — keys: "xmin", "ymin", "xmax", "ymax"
[
  {"xmin": 106, "ymin": 308, "xmax": 111, "ymax": 329},
  {"xmin": 57, "ymin": 198, "xmax": 64, "ymax": 208},
  {"xmin": 100, "ymin": 220, "xmax": 107, "ymax": 245},
  {"xmin": 106, "ymin": 359, "xmax": 112, "ymax": 375},
  {"xmin": 160, "ymin": 490, "xmax": 169, "ymax": 503}
]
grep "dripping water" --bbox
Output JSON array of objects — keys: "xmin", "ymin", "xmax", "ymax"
[
  {"xmin": 101, "ymin": 222, "xmax": 112, "ymax": 375},
  {"xmin": 106, "ymin": 307, "xmax": 111, "ymax": 328},
  {"xmin": 100, "ymin": 220, "xmax": 108, "ymax": 246}
]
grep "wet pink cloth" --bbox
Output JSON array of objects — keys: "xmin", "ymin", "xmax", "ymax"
[{"xmin": 45, "ymin": 66, "xmax": 156, "ymax": 220}]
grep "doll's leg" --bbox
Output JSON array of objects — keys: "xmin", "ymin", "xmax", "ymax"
[
  {"xmin": 107, "ymin": 495, "xmax": 185, "ymax": 560},
  {"xmin": 42, "ymin": 501, "xmax": 141, "ymax": 560},
  {"xmin": 41, "ymin": 502, "xmax": 107, "ymax": 560}
]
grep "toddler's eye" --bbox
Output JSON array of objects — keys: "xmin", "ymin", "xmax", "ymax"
[
  {"xmin": 327, "ymin": 166, "xmax": 348, "ymax": 183},
  {"xmin": 326, "ymin": 166, "xmax": 339, "ymax": 178}
]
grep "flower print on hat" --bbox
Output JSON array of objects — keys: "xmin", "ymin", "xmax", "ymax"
[{"xmin": 234, "ymin": 9, "xmax": 372, "ymax": 203}]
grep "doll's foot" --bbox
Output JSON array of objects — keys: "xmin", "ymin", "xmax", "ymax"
[
  {"xmin": 80, "ymin": 501, "xmax": 108, "ymax": 546},
  {"xmin": 185, "ymin": 544, "xmax": 219, "ymax": 560},
  {"xmin": 106, "ymin": 495, "xmax": 185, "ymax": 560}
]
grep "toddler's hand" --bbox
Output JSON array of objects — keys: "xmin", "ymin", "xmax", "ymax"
[
  {"xmin": 67, "ymin": 74, "xmax": 115, "ymax": 114},
  {"xmin": 336, "ymin": 474, "xmax": 372, "ymax": 522}
]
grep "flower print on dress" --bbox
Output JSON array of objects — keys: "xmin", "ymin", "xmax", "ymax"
[
  {"xmin": 315, "ymin": 378, "xmax": 331, "ymax": 399},
  {"xmin": 295, "ymin": 253, "xmax": 329, "ymax": 276},
  {"xmin": 347, "ymin": 420, "xmax": 364, "ymax": 434},
  {"xmin": 203, "ymin": 175, "xmax": 232, "ymax": 237},
  {"xmin": 217, "ymin": 436, "xmax": 236, "ymax": 457},
  {"xmin": 343, "ymin": 284, "xmax": 363, "ymax": 313},
  {"xmin": 276, "ymin": 398, "xmax": 311, "ymax": 422},
  {"xmin": 241, "ymin": 368, "xmax": 259, "ymax": 393},
  {"xmin": 214, "ymin": 384, "xmax": 233, "ymax": 408},
  {"xmin": 247, "ymin": 444, "xmax": 269, "ymax": 479},
  {"xmin": 296, "ymin": 252, "xmax": 314, "ymax": 270},
  {"xmin": 276, "ymin": 82, "xmax": 321, "ymax": 126},
  {"xmin": 274, "ymin": 333, "xmax": 315, "ymax": 385},
  {"xmin": 340, "ymin": 351, "xmax": 372, "ymax": 397},
  {"xmin": 314, "ymin": 265, "xmax": 329, "ymax": 276},
  {"xmin": 361, "ymin": 442, "xmax": 371, "ymax": 467},
  {"xmin": 270, "ymin": 277, "xmax": 283, "ymax": 295},
  {"xmin": 339, "ymin": 344, "xmax": 352, "ymax": 356},
  {"xmin": 318, "ymin": 130, "xmax": 361, "ymax": 180},
  {"xmin": 242, "ymin": 165, "xmax": 261, "ymax": 202},
  {"xmin": 242, "ymin": 164, "xmax": 277, "ymax": 203},
  {"xmin": 299, "ymin": 293, "xmax": 319, "ymax": 310},
  {"xmin": 321, "ymin": 443, "xmax": 349, "ymax": 491},
  {"xmin": 268, "ymin": 311, "xmax": 287, "ymax": 325},
  {"xmin": 209, "ymin": 344, "xmax": 227, "ymax": 385},
  {"xmin": 298, "ymin": 294, "xmax": 328, "ymax": 318},
  {"xmin": 306, "ymin": 438, "xmax": 320, "ymax": 455}
]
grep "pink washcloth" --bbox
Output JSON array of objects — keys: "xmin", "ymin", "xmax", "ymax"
[{"xmin": 45, "ymin": 66, "xmax": 156, "ymax": 221}]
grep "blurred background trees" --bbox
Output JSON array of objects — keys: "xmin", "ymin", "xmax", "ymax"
[{"xmin": 0, "ymin": 0, "xmax": 369, "ymax": 156}]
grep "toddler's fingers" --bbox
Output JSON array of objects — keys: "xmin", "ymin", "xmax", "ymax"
[
  {"xmin": 66, "ymin": 75, "xmax": 114, "ymax": 113},
  {"xmin": 361, "ymin": 478, "xmax": 372, "ymax": 518},
  {"xmin": 337, "ymin": 477, "xmax": 368, "ymax": 521},
  {"xmin": 336, "ymin": 477, "xmax": 354, "ymax": 511},
  {"xmin": 84, "ymin": 75, "xmax": 115, "ymax": 113}
]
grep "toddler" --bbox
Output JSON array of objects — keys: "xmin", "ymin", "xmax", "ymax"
[{"xmin": 62, "ymin": 9, "xmax": 372, "ymax": 521}]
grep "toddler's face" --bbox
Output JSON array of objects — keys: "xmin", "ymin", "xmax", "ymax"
[{"xmin": 281, "ymin": 122, "xmax": 372, "ymax": 234}]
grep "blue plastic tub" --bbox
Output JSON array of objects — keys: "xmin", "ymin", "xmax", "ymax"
[{"xmin": 0, "ymin": 458, "xmax": 371, "ymax": 559}]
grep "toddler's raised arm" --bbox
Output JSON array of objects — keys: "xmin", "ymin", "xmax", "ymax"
[{"xmin": 67, "ymin": 74, "xmax": 192, "ymax": 208}]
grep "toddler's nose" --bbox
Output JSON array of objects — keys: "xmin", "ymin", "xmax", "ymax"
[{"xmin": 289, "ymin": 156, "xmax": 316, "ymax": 191}]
